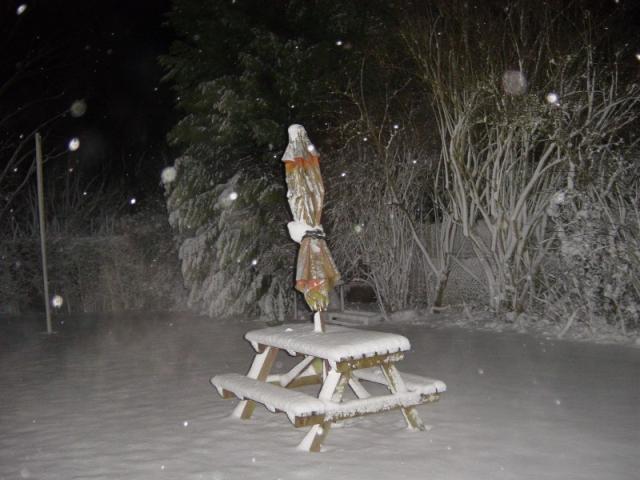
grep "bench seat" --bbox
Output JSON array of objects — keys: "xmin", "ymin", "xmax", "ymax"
[
  {"xmin": 211, "ymin": 373, "xmax": 325, "ymax": 423},
  {"xmin": 212, "ymin": 371, "xmax": 443, "ymax": 427},
  {"xmin": 353, "ymin": 367, "xmax": 447, "ymax": 395}
]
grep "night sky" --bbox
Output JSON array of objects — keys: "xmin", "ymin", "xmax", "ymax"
[
  {"xmin": 3, "ymin": 0, "xmax": 640, "ymax": 199},
  {"xmin": 2, "ymin": 0, "xmax": 174, "ymax": 196}
]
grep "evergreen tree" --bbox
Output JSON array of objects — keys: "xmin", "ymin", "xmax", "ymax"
[{"xmin": 160, "ymin": 0, "xmax": 390, "ymax": 320}]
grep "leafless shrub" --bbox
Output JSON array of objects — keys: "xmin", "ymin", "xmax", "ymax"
[{"xmin": 402, "ymin": 1, "xmax": 639, "ymax": 320}]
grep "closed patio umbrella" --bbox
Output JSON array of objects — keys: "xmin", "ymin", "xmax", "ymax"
[{"xmin": 282, "ymin": 124, "xmax": 340, "ymax": 332}]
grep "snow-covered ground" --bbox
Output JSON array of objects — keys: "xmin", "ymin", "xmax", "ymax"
[{"xmin": 1, "ymin": 312, "xmax": 638, "ymax": 480}]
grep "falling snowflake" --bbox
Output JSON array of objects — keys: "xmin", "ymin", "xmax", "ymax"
[
  {"xmin": 228, "ymin": 191, "xmax": 238, "ymax": 201},
  {"xmin": 545, "ymin": 92, "xmax": 559, "ymax": 104},
  {"xmin": 336, "ymin": 40, "xmax": 343, "ymax": 46},
  {"xmin": 68, "ymin": 138, "xmax": 80, "ymax": 151},
  {"xmin": 16, "ymin": 4, "xmax": 27, "ymax": 15},
  {"xmin": 129, "ymin": 198, "xmax": 137, "ymax": 205},
  {"xmin": 70, "ymin": 99, "xmax": 87, "ymax": 118},
  {"xmin": 161, "ymin": 166, "xmax": 177, "ymax": 184},
  {"xmin": 51, "ymin": 295, "xmax": 64, "ymax": 308},
  {"xmin": 250, "ymin": 258, "xmax": 258, "ymax": 266},
  {"xmin": 502, "ymin": 70, "xmax": 528, "ymax": 96}
]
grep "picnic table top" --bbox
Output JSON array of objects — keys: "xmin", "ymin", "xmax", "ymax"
[{"xmin": 245, "ymin": 323, "xmax": 411, "ymax": 362}]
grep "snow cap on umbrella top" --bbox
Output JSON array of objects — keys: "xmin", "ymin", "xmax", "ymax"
[
  {"xmin": 282, "ymin": 124, "xmax": 316, "ymax": 162},
  {"xmin": 288, "ymin": 124, "xmax": 306, "ymax": 140}
]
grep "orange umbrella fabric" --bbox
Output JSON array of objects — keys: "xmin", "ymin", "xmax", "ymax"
[{"xmin": 282, "ymin": 124, "xmax": 341, "ymax": 316}]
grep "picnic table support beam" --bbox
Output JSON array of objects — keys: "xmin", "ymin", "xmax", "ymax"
[
  {"xmin": 279, "ymin": 355, "xmax": 314, "ymax": 387},
  {"xmin": 298, "ymin": 369, "xmax": 348, "ymax": 452},
  {"xmin": 233, "ymin": 346, "xmax": 279, "ymax": 420},
  {"xmin": 381, "ymin": 364, "xmax": 426, "ymax": 431},
  {"xmin": 348, "ymin": 377, "xmax": 371, "ymax": 399}
]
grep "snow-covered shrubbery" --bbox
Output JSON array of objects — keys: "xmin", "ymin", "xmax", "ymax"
[
  {"xmin": 0, "ymin": 212, "xmax": 187, "ymax": 314},
  {"xmin": 396, "ymin": 2, "xmax": 640, "ymax": 336},
  {"xmin": 158, "ymin": 0, "xmax": 638, "ymax": 337},
  {"xmin": 545, "ymin": 187, "xmax": 640, "ymax": 334},
  {"xmin": 164, "ymin": 157, "xmax": 293, "ymax": 322}
]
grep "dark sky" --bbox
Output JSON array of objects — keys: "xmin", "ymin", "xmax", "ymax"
[{"xmin": 2, "ymin": 0, "xmax": 174, "ymax": 193}]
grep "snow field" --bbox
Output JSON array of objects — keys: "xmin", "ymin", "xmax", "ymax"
[{"xmin": 0, "ymin": 313, "xmax": 638, "ymax": 479}]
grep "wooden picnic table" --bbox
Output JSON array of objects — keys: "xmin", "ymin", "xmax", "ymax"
[{"xmin": 211, "ymin": 323, "xmax": 446, "ymax": 452}]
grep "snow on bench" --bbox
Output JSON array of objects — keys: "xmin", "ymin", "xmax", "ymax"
[
  {"xmin": 212, "ymin": 370, "xmax": 444, "ymax": 427},
  {"xmin": 353, "ymin": 367, "xmax": 447, "ymax": 395},
  {"xmin": 244, "ymin": 324, "xmax": 410, "ymax": 362},
  {"xmin": 211, "ymin": 373, "xmax": 325, "ymax": 423},
  {"xmin": 324, "ymin": 391, "xmax": 426, "ymax": 421}
]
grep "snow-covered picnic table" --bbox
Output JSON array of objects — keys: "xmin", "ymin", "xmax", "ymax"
[{"xmin": 211, "ymin": 324, "xmax": 446, "ymax": 452}]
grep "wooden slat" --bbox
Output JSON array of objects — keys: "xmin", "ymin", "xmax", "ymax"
[
  {"xmin": 324, "ymin": 392, "xmax": 439, "ymax": 423},
  {"xmin": 335, "ymin": 352, "xmax": 404, "ymax": 373},
  {"xmin": 286, "ymin": 374, "xmax": 323, "ymax": 388}
]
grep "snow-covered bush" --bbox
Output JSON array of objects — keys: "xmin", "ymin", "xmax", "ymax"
[
  {"xmin": 0, "ymin": 212, "xmax": 187, "ymax": 314},
  {"xmin": 402, "ymin": 1, "xmax": 640, "ymax": 320},
  {"xmin": 326, "ymin": 136, "xmax": 459, "ymax": 316},
  {"xmin": 327, "ymin": 145, "xmax": 419, "ymax": 317},
  {"xmin": 546, "ymin": 187, "xmax": 640, "ymax": 333}
]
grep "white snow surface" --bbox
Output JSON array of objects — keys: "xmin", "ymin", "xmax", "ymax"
[
  {"xmin": 1, "ymin": 313, "xmax": 639, "ymax": 479},
  {"xmin": 287, "ymin": 220, "xmax": 314, "ymax": 244},
  {"xmin": 244, "ymin": 324, "xmax": 410, "ymax": 361},
  {"xmin": 211, "ymin": 373, "xmax": 325, "ymax": 419},
  {"xmin": 211, "ymin": 368, "xmax": 445, "ymax": 422}
]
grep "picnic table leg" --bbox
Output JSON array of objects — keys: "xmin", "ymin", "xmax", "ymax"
[
  {"xmin": 380, "ymin": 364, "xmax": 426, "ymax": 431},
  {"xmin": 297, "ymin": 367, "xmax": 348, "ymax": 452},
  {"xmin": 232, "ymin": 346, "xmax": 279, "ymax": 420}
]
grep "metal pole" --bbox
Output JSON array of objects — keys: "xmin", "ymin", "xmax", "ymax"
[
  {"xmin": 292, "ymin": 290, "xmax": 297, "ymax": 321},
  {"xmin": 35, "ymin": 133, "xmax": 52, "ymax": 334}
]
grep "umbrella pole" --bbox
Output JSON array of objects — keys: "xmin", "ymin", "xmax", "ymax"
[{"xmin": 313, "ymin": 311, "xmax": 325, "ymax": 333}]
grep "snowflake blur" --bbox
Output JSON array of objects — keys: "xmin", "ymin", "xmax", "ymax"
[
  {"xmin": 502, "ymin": 70, "xmax": 528, "ymax": 95},
  {"xmin": 545, "ymin": 92, "xmax": 559, "ymax": 104},
  {"xmin": 16, "ymin": 4, "xmax": 27, "ymax": 15},
  {"xmin": 161, "ymin": 166, "xmax": 177, "ymax": 184},
  {"xmin": 70, "ymin": 100, "xmax": 87, "ymax": 118},
  {"xmin": 51, "ymin": 295, "xmax": 64, "ymax": 309},
  {"xmin": 68, "ymin": 138, "xmax": 80, "ymax": 151}
]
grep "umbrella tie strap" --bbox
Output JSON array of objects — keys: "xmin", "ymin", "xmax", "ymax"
[{"xmin": 302, "ymin": 229, "xmax": 326, "ymax": 240}]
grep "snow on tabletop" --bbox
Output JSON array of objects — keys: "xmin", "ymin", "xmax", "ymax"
[
  {"xmin": 244, "ymin": 324, "xmax": 411, "ymax": 361},
  {"xmin": 211, "ymin": 374, "xmax": 325, "ymax": 421}
]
